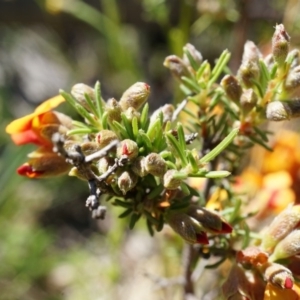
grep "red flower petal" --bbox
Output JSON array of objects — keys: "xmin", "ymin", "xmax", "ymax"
[
  {"xmin": 17, "ymin": 164, "xmax": 44, "ymax": 178},
  {"xmin": 196, "ymin": 232, "xmax": 209, "ymax": 244}
]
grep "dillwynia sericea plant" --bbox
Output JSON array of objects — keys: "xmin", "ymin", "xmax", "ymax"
[{"xmin": 6, "ymin": 24, "xmax": 300, "ymax": 299}]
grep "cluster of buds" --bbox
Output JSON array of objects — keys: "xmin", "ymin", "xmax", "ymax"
[
  {"xmin": 222, "ymin": 204, "xmax": 300, "ymax": 299},
  {"xmin": 6, "ymin": 76, "xmax": 235, "ymax": 240}
]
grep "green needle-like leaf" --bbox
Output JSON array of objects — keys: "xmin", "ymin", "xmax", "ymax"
[
  {"xmin": 200, "ymin": 127, "xmax": 239, "ymax": 163},
  {"xmin": 94, "ymin": 81, "xmax": 105, "ymax": 120}
]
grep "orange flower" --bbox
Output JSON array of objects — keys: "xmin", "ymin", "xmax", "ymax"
[
  {"xmin": 264, "ymin": 282, "xmax": 300, "ymax": 300},
  {"xmin": 6, "ymin": 95, "xmax": 68, "ymax": 147},
  {"xmin": 17, "ymin": 148, "xmax": 71, "ymax": 178},
  {"xmin": 6, "ymin": 96, "xmax": 73, "ymax": 178}
]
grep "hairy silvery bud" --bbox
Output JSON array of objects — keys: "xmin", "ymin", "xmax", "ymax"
[
  {"xmin": 95, "ymin": 130, "xmax": 118, "ymax": 148},
  {"xmin": 240, "ymin": 89, "xmax": 258, "ymax": 112},
  {"xmin": 144, "ymin": 153, "xmax": 166, "ymax": 177},
  {"xmin": 221, "ymin": 75, "xmax": 242, "ymax": 104},
  {"xmin": 163, "ymin": 55, "xmax": 190, "ymax": 80},
  {"xmin": 71, "ymin": 83, "xmax": 95, "ymax": 111},
  {"xmin": 284, "ymin": 65, "xmax": 300, "ymax": 91},
  {"xmin": 163, "ymin": 169, "xmax": 184, "ymax": 190},
  {"xmin": 266, "ymin": 100, "xmax": 300, "ymax": 121},
  {"xmin": 117, "ymin": 171, "xmax": 138, "ymax": 195},
  {"xmin": 116, "ymin": 139, "xmax": 139, "ymax": 160},
  {"xmin": 166, "ymin": 211, "xmax": 209, "ymax": 244},
  {"xmin": 269, "ymin": 229, "xmax": 300, "ymax": 262},
  {"xmin": 272, "ymin": 24, "xmax": 290, "ymax": 66},
  {"xmin": 131, "ymin": 156, "xmax": 148, "ymax": 177},
  {"xmin": 183, "ymin": 43, "xmax": 203, "ymax": 68},
  {"xmin": 97, "ymin": 156, "xmax": 114, "ymax": 174},
  {"xmin": 261, "ymin": 204, "xmax": 300, "ymax": 252},
  {"xmin": 238, "ymin": 41, "xmax": 261, "ymax": 88},
  {"xmin": 80, "ymin": 141, "xmax": 100, "ymax": 156},
  {"xmin": 119, "ymin": 82, "xmax": 150, "ymax": 111},
  {"xmin": 124, "ymin": 107, "xmax": 140, "ymax": 121},
  {"xmin": 106, "ymin": 98, "xmax": 122, "ymax": 123},
  {"xmin": 150, "ymin": 104, "xmax": 175, "ymax": 126},
  {"xmin": 264, "ymin": 263, "xmax": 294, "ymax": 289}
]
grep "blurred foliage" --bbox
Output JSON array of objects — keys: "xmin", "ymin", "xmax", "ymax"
[{"xmin": 1, "ymin": 0, "xmax": 300, "ymax": 299}]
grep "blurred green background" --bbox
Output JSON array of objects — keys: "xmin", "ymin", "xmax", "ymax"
[{"xmin": 1, "ymin": 0, "xmax": 299, "ymax": 299}]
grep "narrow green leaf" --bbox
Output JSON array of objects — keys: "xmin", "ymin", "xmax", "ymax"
[
  {"xmin": 253, "ymin": 126, "xmax": 269, "ymax": 142},
  {"xmin": 146, "ymin": 219, "xmax": 155, "ymax": 236},
  {"xmin": 121, "ymin": 113, "xmax": 134, "ymax": 139},
  {"xmin": 177, "ymin": 123, "xmax": 187, "ymax": 152},
  {"xmin": 60, "ymin": 90, "xmax": 76, "ymax": 107},
  {"xmin": 138, "ymin": 130, "xmax": 153, "ymax": 151},
  {"xmin": 187, "ymin": 152, "xmax": 199, "ymax": 173},
  {"xmin": 208, "ymin": 50, "xmax": 231, "ymax": 87},
  {"xmin": 113, "ymin": 199, "xmax": 132, "ymax": 208},
  {"xmin": 118, "ymin": 208, "xmax": 133, "ymax": 218},
  {"xmin": 129, "ymin": 213, "xmax": 141, "ymax": 229},
  {"xmin": 94, "ymin": 81, "xmax": 105, "ymax": 120},
  {"xmin": 74, "ymin": 103, "xmax": 99, "ymax": 127},
  {"xmin": 247, "ymin": 135, "xmax": 273, "ymax": 151},
  {"xmin": 147, "ymin": 184, "xmax": 164, "ymax": 200},
  {"xmin": 166, "ymin": 133, "xmax": 188, "ymax": 166},
  {"xmin": 181, "ymin": 76, "xmax": 202, "ymax": 93},
  {"xmin": 132, "ymin": 116, "xmax": 139, "ymax": 138},
  {"xmin": 67, "ymin": 128, "xmax": 94, "ymax": 136},
  {"xmin": 84, "ymin": 93, "xmax": 98, "ymax": 118},
  {"xmin": 147, "ymin": 118, "xmax": 162, "ymax": 142},
  {"xmin": 204, "ymin": 170, "xmax": 231, "ymax": 178},
  {"xmin": 140, "ymin": 103, "xmax": 149, "ymax": 130},
  {"xmin": 111, "ymin": 121, "xmax": 129, "ymax": 139},
  {"xmin": 196, "ymin": 60, "xmax": 208, "ymax": 80},
  {"xmin": 200, "ymin": 128, "xmax": 239, "ymax": 163}
]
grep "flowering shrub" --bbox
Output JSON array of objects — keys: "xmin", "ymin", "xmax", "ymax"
[{"xmin": 6, "ymin": 24, "xmax": 300, "ymax": 299}]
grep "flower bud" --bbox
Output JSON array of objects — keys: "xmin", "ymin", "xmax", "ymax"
[
  {"xmin": 71, "ymin": 83, "xmax": 96, "ymax": 112},
  {"xmin": 187, "ymin": 206, "xmax": 232, "ymax": 234},
  {"xmin": 266, "ymin": 100, "xmax": 300, "ymax": 121},
  {"xmin": 18, "ymin": 149, "xmax": 70, "ymax": 178},
  {"xmin": 97, "ymin": 156, "xmax": 114, "ymax": 174},
  {"xmin": 150, "ymin": 104, "xmax": 175, "ymax": 126},
  {"xmin": 284, "ymin": 65, "xmax": 300, "ymax": 91},
  {"xmin": 119, "ymin": 82, "xmax": 150, "ymax": 111},
  {"xmin": 221, "ymin": 75, "xmax": 242, "ymax": 104},
  {"xmin": 240, "ymin": 89, "xmax": 258, "ymax": 113},
  {"xmin": 264, "ymin": 263, "xmax": 294, "ymax": 289},
  {"xmin": 272, "ymin": 24, "xmax": 290, "ymax": 66},
  {"xmin": 116, "ymin": 139, "xmax": 139, "ymax": 160},
  {"xmin": 238, "ymin": 41, "xmax": 261, "ymax": 88},
  {"xmin": 261, "ymin": 204, "xmax": 300, "ymax": 252},
  {"xmin": 117, "ymin": 171, "xmax": 138, "ymax": 195},
  {"xmin": 131, "ymin": 156, "xmax": 148, "ymax": 177},
  {"xmin": 163, "ymin": 169, "xmax": 184, "ymax": 190},
  {"xmin": 80, "ymin": 141, "xmax": 100, "ymax": 156},
  {"xmin": 166, "ymin": 211, "xmax": 209, "ymax": 244},
  {"xmin": 124, "ymin": 107, "xmax": 140, "ymax": 121},
  {"xmin": 183, "ymin": 43, "xmax": 203, "ymax": 68},
  {"xmin": 95, "ymin": 130, "xmax": 118, "ymax": 148},
  {"xmin": 269, "ymin": 229, "xmax": 300, "ymax": 262},
  {"xmin": 163, "ymin": 55, "xmax": 190, "ymax": 80},
  {"xmin": 106, "ymin": 98, "xmax": 122, "ymax": 123},
  {"xmin": 144, "ymin": 153, "xmax": 167, "ymax": 177}
]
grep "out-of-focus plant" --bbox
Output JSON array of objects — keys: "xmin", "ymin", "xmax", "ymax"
[{"xmin": 6, "ymin": 23, "xmax": 300, "ymax": 299}]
